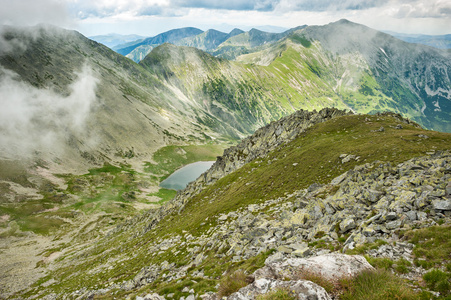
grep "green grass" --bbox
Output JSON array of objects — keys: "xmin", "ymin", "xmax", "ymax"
[
  {"xmin": 423, "ymin": 269, "xmax": 451, "ymax": 296},
  {"xmin": 256, "ymin": 288, "xmax": 297, "ymax": 300},
  {"xmin": 149, "ymin": 188, "xmax": 178, "ymax": 204},
  {"xmin": 404, "ymin": 225, "xmax": 451, "ymax": 269},
  {"xmin": 217, "ymin": 270, "xmax": 249, "ymax": 297},
  {"xmin": 340, "ymin": 269, "xmax": 418, "ymax": 300}
]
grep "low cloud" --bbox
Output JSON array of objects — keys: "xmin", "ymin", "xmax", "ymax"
[{"xmin": 0, "ymin": 65, "xmax": 99, "ymax": 158}]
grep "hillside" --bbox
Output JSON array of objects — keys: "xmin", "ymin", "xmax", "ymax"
[{"xmin": 11, "ymin": 109, "xmax": 451, "ymax": 299}]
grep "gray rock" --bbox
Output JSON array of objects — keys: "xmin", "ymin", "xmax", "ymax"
[
  {"xmin": 292, "ymin": 246, "xmax": 312, "ymax": 258},
  {"xmin": 277, "ymin": 245, "xmax": 293, "ymax": 254},
  {"xmin": 386, "ymin": 212, "xmax": 397, "ymax": 221},
  {"xmin": 186, "ymin": 295, "xmax": 195, "ymax": 300},
  {"xmin": 446, "ymin": 182, "xmax": 451, "ymax": 197},
  {"xmin": 264, "ymin": 252, "xmax": 284, "ymax": 264},
  {"xmin": 143, "ymin": 294, "xmax": 166, "ymax": 300},
  {"xmin": 263, "ymin": 253, "xmax": 374, "ymax": 282},
  {"xmin": 386, "ymin": 219, "xmax": 402, "ymax": 230},
  {"xmin": 340, "ymin": 218, "xmax": 356, "ymax": 233},
  {"xmin": 433, "ymin": 199, "xmax": 451, "ymax": 211},
  {"xmin": 228, "ymin": 278, "xmax": 331, "ymax": 300},
  {"xmin": 405, "ymin": 211, "xmax": 417, "ymax": 221},
  {"xmin": 417, "ymin": 211, "xmax": 428, "ymax": 221},
  {"xmin": 367, "ymin": 189, "xmax": 384, "ymax": 203}
]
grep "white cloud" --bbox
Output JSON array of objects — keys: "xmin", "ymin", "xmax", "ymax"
[{"xmin": 388, "ymin": 0, "xmax": 451, "ymax": 18}]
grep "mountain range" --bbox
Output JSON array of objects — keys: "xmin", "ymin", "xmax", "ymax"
[{"xmin": 1, "ymin": 20, "xmax": 451, "ymax": 172}]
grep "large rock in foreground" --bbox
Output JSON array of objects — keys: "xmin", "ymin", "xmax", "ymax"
[
  {"xmin": 229, "ymin": 278, "xmax": 331, "ymax": 300},
  {"xmin": 228, "ymin": 254, "xmax": 373, "ymax": 299},
  {"xmin": 256, "ymin": 253, "xmax": 374, "ymax": 281}
]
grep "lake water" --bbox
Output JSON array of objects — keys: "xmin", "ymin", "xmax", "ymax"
[{"xmin": 159, "ymin": 161, "xmax": 215, "ymax": 190}]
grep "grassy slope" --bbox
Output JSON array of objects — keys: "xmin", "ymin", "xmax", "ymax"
[
  {"xmin": 0, "ymin": 144, "xmax": 226, "ymax": 238},
  {"xmin": 24, "ymin": 113, "xmax": 451, "ymax": 298}
]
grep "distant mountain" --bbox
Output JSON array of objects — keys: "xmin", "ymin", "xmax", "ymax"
[
  {"xmin": 88, "ymin": 33, "xmax": 146, "ymax": 48},
  {"xmin": 114, "ymin": 27, "xmax": 203, "ymax": 57},
  {"xmin": 138, "ymin": 19, "xmax": 451, "ymax": 133},
  {"xmin": 175, "ymin": 28, "xmax": 244, "ymax": 51},
  {"xmin": 385, "ymin": 31, "xmax": 451, "ymax": 49},
  {"xmin": 212, "ymin": 26, "xmax": 306, "ymax": 59},
  {"xmin": 118, "ymin": 26, "xmax": 302, "ymax": 63}
]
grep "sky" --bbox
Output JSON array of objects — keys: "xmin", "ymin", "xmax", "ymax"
[{"xmin": 0, "ymin": 0, "xmax": 450, "ymax": 37}]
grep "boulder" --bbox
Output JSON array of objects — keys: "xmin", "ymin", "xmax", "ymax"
[
  {"xmin": 432, "ymin": 199, "xmax": 451, "ymax": 211},
  {"xmin": 386, "ymin": 219, "xmax": 402, "ymax": 230},
  {"xmin": 228, "ymin": 278, "xmax": 331, "ymax": 300},
  {"xmin": 339, "ymin": 218, "xmax": 356, "ymax": 233},
  {"xmin": 446, "ymin": 182, "xmax": 451, "ymax": 197},
  {"xmin": 292, "ymin": 246, "xmax": 312, "ymax": 258},
  {"xmin": 257, "ymin": 253, "xmax": 373, "ymax": 282}
]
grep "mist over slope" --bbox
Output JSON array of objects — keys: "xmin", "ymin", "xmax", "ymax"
[{"xmin": 0, "ymin": 25, "xmax": 223, "ymax": 172}]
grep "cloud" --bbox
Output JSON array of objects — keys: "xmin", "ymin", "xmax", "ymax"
[
  {"xmin": 0, "ymin": 0, "xmax": 73, "ymax": 27},
  {"xmin": 389, "ymin": 0, "xmax": 451, "ymax": 18},
  {"xmin": 277, "ymin": 0, "xmax": 389, "ymax": 12},
  {"xmin": 170, "ymin": 0, "xmax": 280, "ymax": 11},
  {"xmin": 0, "ymin": 64, "xmax": 99, "ymax": 158}
]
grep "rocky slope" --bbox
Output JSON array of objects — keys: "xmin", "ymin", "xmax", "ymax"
[{"xmin": 13, "ymin": 109, "xmax": 451, "ymax": 299}]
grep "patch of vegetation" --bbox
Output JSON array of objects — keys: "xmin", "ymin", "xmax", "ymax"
[
  {"xmin": 404, "ymin": 225, "xmax": 451, "ymax": 269},
  {"xmin": 149, "ymin": 188, "xmax": 177, "ymax": 204},
  {"xmin": 423, "ymin": 269, "xmax": 451, "ymax": 297},
  {"xmin": 340, "ymin": 269, "xmax": 418, "ymax": 300},
  {"xmin": 297, "ymin": 269, "xmax": 337, "ymax": 294},
  {"xmin": 217, "ymin": 270, "xmax": 251, "ymax": 298},
  {"xmin": 346, "ymin": 239, "xmax": 388, "ymax": 255},
  {"xmin": 364, "ymin": 256, "xmax": 394, "ymax": 270},
  {"xmin": 256, "ymin": 288, "xmax": 297, "ymax": 300}
]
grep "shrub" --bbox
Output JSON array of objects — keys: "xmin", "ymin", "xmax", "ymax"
[
  {"xmin": 423, "ymin": 269, "xmax": 451, "ymax": 296},
  {"xmin": 217, "ymin": 270, "xmax": 252, "ymax": 297},
  {"xmin": 256, "ymin": 288, "xmax": 296, "ymax": 300},
  {"xmin": 364, "ymin": 256, "xmax": 394, "ymax": 270},
  {"xmin": 340, "ymin": 269, "xmax": 418, "ymax": 300}
]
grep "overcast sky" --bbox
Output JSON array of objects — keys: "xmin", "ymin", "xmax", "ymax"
[{"xmin": 0, "ymin": 0, "xmax": 450, "ymax": 36}]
